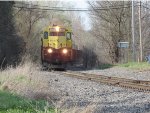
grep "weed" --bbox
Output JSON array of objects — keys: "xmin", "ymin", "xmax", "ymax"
[
  {"xmin": 0, "ymin": 90, "xmax": 54, "ymax": 113},
  {"xmin": 98, "ymin": 64, "xmax": 114, "ymax": 69},
  {"xmin": 117, "ymin": 62, "xmax": 150, "ymax": 70}
]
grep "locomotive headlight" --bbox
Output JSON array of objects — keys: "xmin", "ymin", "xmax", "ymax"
[
  {"xmin": 62, "ymin": 49, "xmax": 68, "ymax": 54},
  {"xmin": 55, "ymin": 26, "xmax": 59, "ymax": 32},
  {"xmin": 47, "ymin": 48, "xmax": 53, "ymax": 53}
]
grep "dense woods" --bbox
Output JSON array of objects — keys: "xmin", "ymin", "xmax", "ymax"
[
  {"xmin": 1, "ymin": 1, "xmax": 150, "ymax": 68},
  {"xmin": 0, "ymin": 2, "xmax": 24, "ymax": 68}
]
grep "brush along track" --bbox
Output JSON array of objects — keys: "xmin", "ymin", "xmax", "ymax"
[{"xmin": 58, "ymin": 71, "xmax": 150, "ymax": 92}]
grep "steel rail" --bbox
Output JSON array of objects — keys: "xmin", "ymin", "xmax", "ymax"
[{"xmin": 60, "ymin": 71, "xmax": 150, "ymax": 92}]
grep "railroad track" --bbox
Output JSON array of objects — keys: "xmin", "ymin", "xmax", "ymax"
[{"xmin": 59, "ymin": 71, "xmax": 150, "ymax": 92}]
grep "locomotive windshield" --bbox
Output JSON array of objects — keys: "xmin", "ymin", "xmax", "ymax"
[{"xmin": 50, "ymin": 32, "xmax": 65, "ymax": 36}]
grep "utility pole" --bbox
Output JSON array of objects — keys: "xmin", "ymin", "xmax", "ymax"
[
  {"xmin": 139, "ymin": 1, "xmax": 143, "ymax": 62},
  {"xmin": 132, "ymin": 0, "xmax": 136, "ymax": 62}
]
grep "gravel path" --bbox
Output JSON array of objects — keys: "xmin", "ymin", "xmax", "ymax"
[{"xmin": 41, "ymin": 67, "xmax": 150, "ymax": 113}]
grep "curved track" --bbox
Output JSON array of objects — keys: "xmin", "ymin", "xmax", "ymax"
[{"xmin": 56, "ymin": 71, "xmax": 150, "ymax": 92}]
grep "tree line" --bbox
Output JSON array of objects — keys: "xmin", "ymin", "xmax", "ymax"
[
  {"xmin": 88, "ymin": 1, "xmax": 150, "ymax": 64},
  {"xmin": 1, "ymin": 1, "xmax": 150, "ymax": 69},
  {"xmin": 0, "ymin": 2, "xmax": 24, "ymax": 68}
]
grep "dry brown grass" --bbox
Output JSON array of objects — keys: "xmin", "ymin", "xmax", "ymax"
[
  {"xmin": 0, "ymin": 60, "xmax": 53, "ymax": 99},
  {"xmin": 0, "ymin": 59, "xmax": 96, "ymax": 113}
]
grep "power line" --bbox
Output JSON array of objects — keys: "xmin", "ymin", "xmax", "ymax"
[
  {"xmin": 13, "ymin": 5, "xmax": 134, "ymax": 12},
  {"xmin": 15, "ymin": 2, "xmax": 133, "ymax": 9},
  {"xmin": 13, "ymin": 6, "xmax": 91, "ymax": 11}
]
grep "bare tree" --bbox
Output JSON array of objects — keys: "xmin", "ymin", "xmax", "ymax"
[
  {"xmin": 14, "ymin": 1, "xmax": 60, "ymax": 61},
  {"xmin": 88, "ymin": 1, "xmax": 131, "ymax": 63}
]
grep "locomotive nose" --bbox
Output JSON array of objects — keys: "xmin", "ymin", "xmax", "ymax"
[{"xmin": 49, "ymin": 36, "xmax": 66, "ymax": 49}]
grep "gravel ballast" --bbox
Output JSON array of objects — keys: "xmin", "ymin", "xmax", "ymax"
[
  {"xmin": 41, "ymin": 67, "xmax": 150, "ymax": 113},
  {"xmin": 81, "ymin": 67, "xmax": 150, "ymax": 81}
]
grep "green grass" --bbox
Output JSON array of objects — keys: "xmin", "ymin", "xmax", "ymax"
[
  {"xmin": 98, "ymin": 64, "xmax": 114, "ymax": 69},
  {"xmin": 98, "ymin": 62, "xmax": 150, "ymax": 70},
  {"xmin": 117, "ymin": 62, "xmax": 150, "ymax": 70},
  {"xmin": 0, "ymin": 90, "xmax": 55, "ymax": 113}
]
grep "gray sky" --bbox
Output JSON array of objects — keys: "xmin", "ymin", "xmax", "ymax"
[
  {"xmin": 72, "ymin": 0, "xmax": 91, "ymax": 30},
  {"xmin": 29, "ymin": 0, "xmax": 91, "ymax": 30}
]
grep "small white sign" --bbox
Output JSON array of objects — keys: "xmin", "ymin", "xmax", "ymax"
[{"xmin": 118, "ymin": 42, "xmax": 129, "ymax": 48}]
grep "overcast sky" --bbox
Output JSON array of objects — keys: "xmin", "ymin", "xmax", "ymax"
[
  {"xmin": 37, "ymin": 0, "xmax": 91, "ymax": 30},
  {"xmin": 72, "ymin": 0, "xmax": 91, "ymax": 30},
  {"xmin": 73, "ymin": 0, "xmax": 89, "ymax": 8}
]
